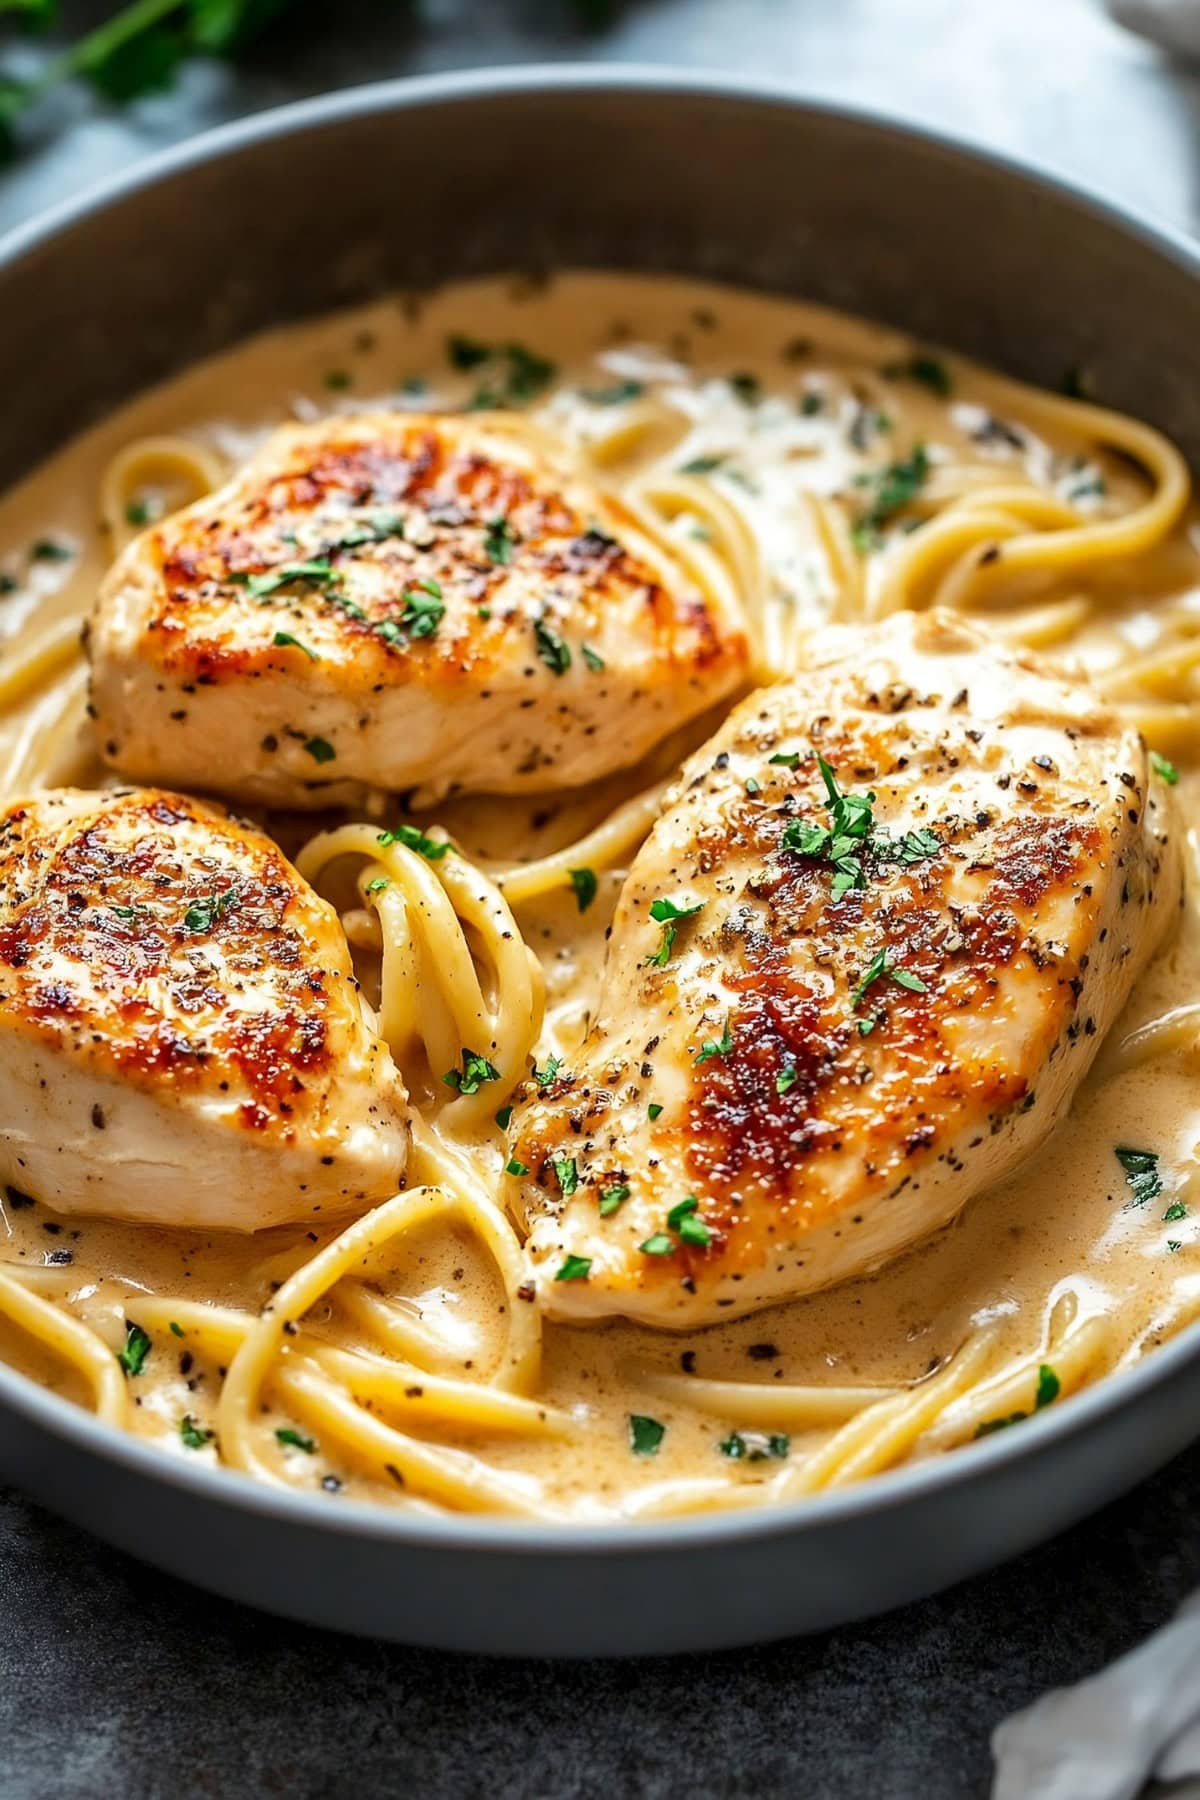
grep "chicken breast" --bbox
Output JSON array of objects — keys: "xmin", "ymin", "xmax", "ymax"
[
  {"xmin": 0, "ymin": 786, "xmax": 409, "ymax": 1230},
  {"xmin": 88, "ymin": 413, "xmax": 749, "ymax": 809},
  {"xmin": 508, "ymin": 611, "xmax": 1181, "ymax": 1327}
]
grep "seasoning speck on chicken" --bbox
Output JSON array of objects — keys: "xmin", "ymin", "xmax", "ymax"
[
  {"xmin": 88, "ymin": 414, "xmax": 750, "ymax": 808},
  {"xmin": 0, "ymin": 787, "xmax": 410, "ymax": 1229},
  {"xmin": 508, "ymin": 611, "xmax": 1182, "ymax": 1326}
]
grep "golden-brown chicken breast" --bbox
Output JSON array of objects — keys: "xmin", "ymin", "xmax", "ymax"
[
  {"xmin": 508, "ymin": 611, "xmax": 1181, "ymax": 1327},
  {"xmin": 88, "ymin": 413, "xmax": 750, "ymax": 808},
  {"xmin": 0, "ymin": 786, "xmax": 409, "ymax": 1230}
]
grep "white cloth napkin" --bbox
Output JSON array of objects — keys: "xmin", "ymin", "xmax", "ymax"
[
  {"xmin": 992, "ymin": 1591, "xmax": 1200, "ymax": 1797},
  {"xmin": 1108, "ymin": 0, "xmax": 1200, "ymax": 58}
]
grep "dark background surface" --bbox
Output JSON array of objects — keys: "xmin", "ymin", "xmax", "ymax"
[{"xmin": 4, "ymin": 2, "xmax": 1200, "ymax": 1795}]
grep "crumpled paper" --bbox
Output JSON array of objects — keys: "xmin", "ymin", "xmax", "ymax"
[
  {"xmin": 992, "ymin": 1590, "xmax": 1200, "ymax": 1797},
  {"xmin": 1108, "ymin": 0, "xmax": 1200, "ymax": 58}
]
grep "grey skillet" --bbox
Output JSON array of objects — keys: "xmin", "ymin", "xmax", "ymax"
[{"xmin": 1, "ymin": 68, "xmax": 1199, "ymax": 1656}]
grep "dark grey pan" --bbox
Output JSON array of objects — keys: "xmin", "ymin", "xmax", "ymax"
[{"xmin": 1, "ymin": 69, "xmax": 1199, "ymax": 1657}]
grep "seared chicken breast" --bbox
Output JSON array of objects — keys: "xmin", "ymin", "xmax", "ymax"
[
  {"xmin": 89, "ymin": 413, "xmax": 749, "ymax": 808},
  {"xmin": 0, "ymin": 787, "xmax": 409, "ymax": 1230},
  {"xmin": 509, "ymin": 611, "xmax": 1181, "ymax": 1327}
]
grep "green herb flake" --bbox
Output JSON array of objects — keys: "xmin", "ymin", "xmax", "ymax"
[
  {"xmin": 304, "ymin": 736, "xmax": 336, "ymax": 765},
  {"xmin": 581, "ymin": 378, "xmax": 644, "ymax": 406},
  {"xmin": 745, "ymin": 778, "xmax": 760, "ymax": 795},
  {"xmin": 776, "ymin": 1063, "xmax": 798, "ymax": 1095},
  {"xmin": 532, "ymin": 1054, "xmax": 562, "ymax": 1089},
  {"xmin": 629, "ymin": 1413, "xmax": 666, "ymax": 1455},
  {"xmin": 169, "ymin": 1321, "xmax": 185, "ymax": 1338},
  {"xmin": 568, "ymin": 868, "xmax": 598, "ymax": 913},
  {"xmin": 729, "ymin": 371, "xmax": 760, "ymax": 404},
  {"xmin": 275, "ymin": 1427, "xmax": 317, "ymax": 1453},
  {"xmin": 365, "ymin": 876, "xmax": 390, "ymax": 894},
  {"xmin": 483, "ymin": 515, "xmax": 516, "ymax": 566},
  {"xmin": 118, "ymin": 1321, "xmax": 151, "ymax": 1377},
  {"xmin": 553, "ymin": 1156, "xmax": 579, "ymax": 1198},
  {"xmin": 555, "ymin": 1254, "xmax": 592, "ymax": 1282},
  {"xmin": 718, "ymin": 1431, "xmax": 790, "ymax": 1462},
  {"xmin": 396, "ymin": 585, "xmax": 445, "ymax": 640},
  {"xmin": 442, "ymin": 1049, "xmax": 501, "ymax": 1097},
  {"xmin": 183, "ymin": 889, "xmax": 238, "ymax": 934},
  {"xmin": 272, "ymin": 630, "xmax": 318, "ymax": 661},
  {"xmin": 236, "ymin": 558, "xmax": 336, "ymax": 600},
  {"xmin": 646, "ymin": 895, "xmax": 704, "ymax": 968},
  {"xmin": 851, "ymin": 444, "xmax": 930, "ymax": 545},
  {"xmin": 1151, "ymin": 751, "xmax": 1180, "ymax": 785},
  {"xmin": 124, "ymin": 495, "xmax": 162, "ymax": 527},
  {"xmin": 852, "ymin": 947, "xmax": 926, "ymax": 1008},
  {"xmin": 534, "ymin": 617, "xmax": 571, "ymax": 675},
  {"xmin": 31, "ymin": 537, "xmax": 71, "ymax": 562},
  {"xmin": 581, "ymin": 643, "xmax": 605, "ymax": 673},
  {"xmin": 323, "ymin": 369, "xmax": 352, "ymax": 391},
  {"xmin": 1115, "ymin": 1145, "xmax": 1163, "ymax": 1209},
  {"xmin": 1035, "ymin": 1363, "xmax": 1060, "ymax": 1410},
  {"xmin": 1164, "ymin": 1201, "xmax": 1189, "ymax": 1224},
  {"xmin": 599, "ymin": 1184, "xmax": 630, "ymax": 1217},
  {"xmin": 376, "ymin": 824, "xmax": 452, "ymax": 861},
  {"xmin": 903, "ymin": 354, "xmax": 952, "ymax": 396},
  {"xmin": 494, "ymin": 1105, "xmax": 513, "ymax": 1131},
  {"xmin": 680, "ymin": 454, "xmax": 725, "ymax": 475},
  {"xmin": 180, "ymin": 1415, "xmax": 213, "ymax": 1449},
  {"xmin": 505, "ymin": 1157, "xmax": 529, "ymax": 1177},
  {"xmin": 695, "ymin": 1019, "xmax": 734, "ymax": 1065},
  {"xmin": 769, "ymin": 751, "xmax": 800, "ymax": 769},
  {"xmin": 448, "ymin": 334, "xmax": 491, "ymax": 370},
  {"xmin": 639, "ymin": 1233, "xmax": 676, "ymax": 1257}
]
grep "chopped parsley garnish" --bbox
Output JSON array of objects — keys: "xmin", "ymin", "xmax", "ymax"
[
  {"xmin": 647, "ymin": 1103, "xmax": 664, "ymax": 1121},
  {"xmin": 365, "ymin": 876, "xmax": 390, "ymax": 894},
  {"xmin": 667, "ymin": 1195, "xmax": 713, "ymax": 1248},
  {"xmin": 458, "ymin": 338, "xmax": 558, "ymax": 408},
  {"xmin": 124, "ymin": 495, "xmax": 162, "ymax": 527},
  {"xmin": 324, "ymin": 369, "xmax": 352, "ymax": 391},
  {"xmin": 1151, "ymin": 751, "xmax": 1180, "ymax": 785},
  {"xmin": 599, "ymin": 1184, "xmax": 630, "ymax": 1217},
  {"xmin": 639, "ymin": 1233, "xmax": 676, "ymax": 1257},
  {"xmin": 169, "ymin": 1321, "xmax": 185, "ymax": 1338},
  {"xmin": 568, "ymin": 868, "xmax": 597, "ymax": 913},
  {"xmin": 694, "ymin": 1019, "xmax": 733, "ymax": 1065},
  {"xmin": 395, "ymin": 580, "xmax": 445, "ymax": 640},
  {"xmin": 1115, "ymin": 1145, "xmax": 1163, "ymax": 1209},
  {"xmin": 976, "ymin": 1363, "xmax": 1060, "ymax": 1436},
  {"xmin": 769, "ymin": 751, "xmax": 800, "ymax": 769},
  {"xmin": 781, "ymin": 754, "xmax": 875, "ymax": 900},
  {"xmin": 494, "ymin": 1105, "xmax": 513, "ymax": 1131},
  {"xmin": 1164, "ymin": 1201, "xmax": 1189, "ymax": 1224},
  {"xmin": 851, "ymin": 444, "xmax": 930, "ymax": 551},
  {"xmin": 581, "ymin": 643, "xmax": 605, "ymax": 673},
  {"xmin": 898, "ymin": 354, "xmax": 952, "ymax": 396},
  {"xmin": 183, "ymin": 888, "xmax": 238, "ymax": 933},
  {"xmin": 442, "ymin": 1049, "xmax": 501, "ymax": 1097},
  {"xmin": 851, "ymin": 947, "xmax": 926, "ymax": 1009},
  {"xmin": 32, "ymin": 538, "xmax": 71, "ymax": 562},
  {"xmin": 179, "ymin": 1415, "xmax": 213, "ymax": 1449},
  {"xmin": 629, "ymin": 1414, "xmax": 666, "ymax": 1456},
  {"xmin": 581, "ymin": 378, "xmax": 644, "ymax": 405},
  {"xmin": 873, "ymin": 826, "xmax": 943, "ymax": 867},
  {"xmin": 553, "ymin": 1156, "xmax": 579, "ymax": 1198},
  {"xmin": 718, "ymin": 1431, "xmax": 790, "ymax": 1461},
  {"xmin": 304, "ymin": 737, "xmax": 336, "ymax": 765},
  {"xmin": 483, "ymin": 516, "xmax": 516, "ymax": 566},
  {"xmin": 534, "ymin": 617, "xmax": 571, "ymax": 675},
  {"xmin": 555, "ymin": 1254, "xmax": 592, "ymax": 1282},
  {"xmin": 680, "ymin": 454, "xmax": 725, "ymax": 475},
  {"xmin": 275, "ymin": 1427, "xmax": 317, "ymax": 1452},
  {"xmin": 505, "ymin": 1157, "xmax": 529, "ymax": 1177},
  {"xmin": 776, "ymin": 1063, "xmax": 798, "ymax": 1095},
  {"xmin": 235, "ymin": 559, "xmax": 336, "ymax": 599},
  {"xmin": 118, "ymin": 1322, "xmax": 151, "ymax": 1377},
  {"xmin": 376, "ymin": 825, "xmax": 452, "ymax": 861},
  {"xmin": 532, "ymin": 1054, "xmax": 562, "ymax": 1089},
  {"xmin": 272, "ymin": 630, "xmax": 318, "ymax": 661},
  {"xmin": 647, "ymin": 895, "xmax": 704, "ymax": 968},
  {"xmin": 729, "ymin": 371, "xmax": 760, "ymax": 404}
]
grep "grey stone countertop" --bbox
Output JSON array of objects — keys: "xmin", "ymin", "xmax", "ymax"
[{"xmin": 3, "ymin": 2, "xmax": 1200, "ymax": 1795}]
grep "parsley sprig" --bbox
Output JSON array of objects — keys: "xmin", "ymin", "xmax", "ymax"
[{"xmin": 778, "ymin": 755, "xmax": 940, "ymax": 900}]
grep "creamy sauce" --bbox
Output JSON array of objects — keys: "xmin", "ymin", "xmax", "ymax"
[{"xmin": 0, "ymin": 272, "xmax": 1197, "ymax": 1518}]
